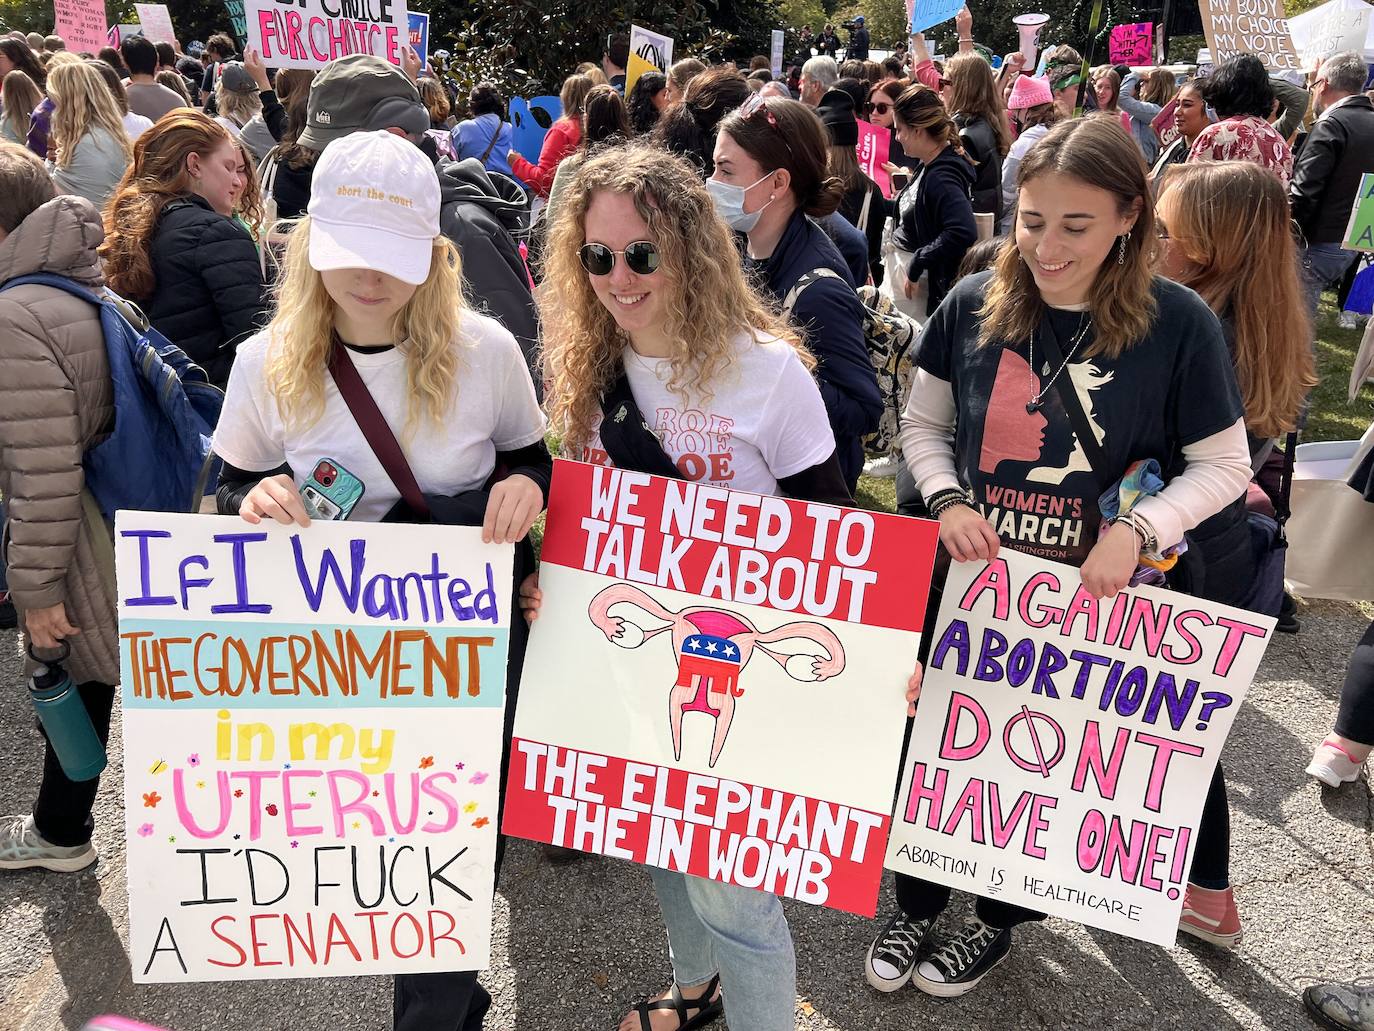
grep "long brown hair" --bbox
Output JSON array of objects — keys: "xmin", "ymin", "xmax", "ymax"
[
  {"xmin": 1139, "ymin": 68, "xmax": 1176, "ymax": 107},
  {"xmin": 99, "ymin": 110, "xmax": 234, "ymax": 299},
  {"xmin": 540, "ymin": 144, "xmax": 807, "ymax": 452},
  {"xmin": 560, "ymin": 74, "xmax": 594, "ymax": 119},
  {"xmin": 717, "ymin": 97, "xmax": 845, "ymax": 217},
  {"xmin": 979, "ymin": 115, "xmax": 1155, "ymax": 358},
  {"xmin": 893, "ymin": 83, "xmax": 964, "ymax": 156},
  {"xmin": 943, "ymin": 54, "xmax": 1012, "ymax": 157},
  {"xmin": 1093, "ymin": 68, "xmax": 1121, "ymax": 111},
  {"xmin": 1157, "ymin": 162, "xmax": 1315, "ymax": 437},
  {"xmin": 1, "ymin": 70, "xmax": 43, "ymax": 142},
  {"xmin": 0, "ymin": 38, "xmax": 45, "ymax": 89}
]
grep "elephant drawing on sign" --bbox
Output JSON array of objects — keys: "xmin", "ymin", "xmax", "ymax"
[{"xmin": 588, "ymin": 583, "xmax": 846, "ymax": 767}]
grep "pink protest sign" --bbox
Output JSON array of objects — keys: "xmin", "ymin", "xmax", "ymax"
[
  {"xmin": 53, "ymin": 0, "xmax": 110, "ymax": 54},
  {"xmin": 884, "ymin": 550, "xmax": 1274, "ymax": 946},
  {"xmin": 856, "ymin": 119, "xmax": 891, "ymax": 199},
  {"xmin": 244, "ymin": 0, "xmax": 410, "ymax": 71},
  {"xmin": 1109, "ymin": 23, "xmax": 1154, "ymax": 65}
]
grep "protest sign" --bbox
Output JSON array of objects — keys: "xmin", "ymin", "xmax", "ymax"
[
  {"xmin": 771, "ymin": 29, "xmax": 785, "ymax": 77},
  {"xmin": 912, "ymin": 0, "xmax": 964, "ymax": 33},
  {"xmin": 1295, "ymin": 0, "xmax": 1372, "ymax": 65},
  {"xmin": 885, "ymin": 550, "xmax": 1274, "ymax": 946},
  {"xmin": 1109, "ymin": 23, "xmax": 1154, "ymax": 64},
  {"xmin": 408, "ymin": 12, "xmax": 428, "ymax": 69},
  {"xmin": 627, "ymin": 24, "xmax": 674, "ymax": 94},
  {"xmin": 856, "ymin": 118, "xmax": 892, "ymax": 199},
  {"xmin": 117, "ymin": 514, "xmax": 511, "ymax": 982},
  {"xmin": 223, "ymin": 0, "xmax": 247, "ymax": 47},
  {"xmin": 244, "ymin": 0, "xmax": 409, "ymax": 71},
  {"xmin": 1201, "ymin": 0, "xmax": 1303, "ymax": 72},
  {"xmin": 1344, "ymin": 173, "xmax": 1374, "ymax": 252},
  {"xmin": 53, "ymin": 0, "xmax": 109, "ymax": 55},
  {"xmin": 504, "ymin": 461, "xmax": 940, "ymax": 916},
  {"xmin": 135, "ymin": 3, "xmax": 176, "ymax": 45}
]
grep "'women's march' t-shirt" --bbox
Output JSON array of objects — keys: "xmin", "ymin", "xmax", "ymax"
[
  {"xmin": 213, "ymin": 309, "xmax": 547, "ymax": 522},
  {"xmin": 580, "ymin": 332, "xmax": 837, "ymax": 497},
  {"xmin": 916, "ymin": 271, "xmax": 1244, "ymax": 566}
]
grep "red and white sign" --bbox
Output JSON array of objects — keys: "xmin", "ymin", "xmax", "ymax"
[{"xmin": 504, "ymin": 461, "xmax": 940, "ymax": 916}]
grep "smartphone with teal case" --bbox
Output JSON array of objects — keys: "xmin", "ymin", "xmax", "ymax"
[{"xmin": 301, "ymin": 459, "xmax": 365, "ymax": 520}]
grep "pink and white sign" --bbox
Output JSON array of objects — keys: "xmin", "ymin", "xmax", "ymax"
[
  {"xmin": 244, "ymin": 0, "xmax": 409, "ymax": 71},
  {"xmin": 1109, "ymin": 23, "xmax": 1154, "ymax": 65},
  {"xmin": 856, "ymin": 118, "xmax": 892, "ymax": 199},
  {"xmin": 884, "ymin": 550, "xmax": 1275, "ymax": 946},
  {"xmin": 53, "ymin": 0, "xmax": 110, "ymax": 54},
  {"xmin": 135, "ymin": 3, "xmax": 177, "ymax": 45}
]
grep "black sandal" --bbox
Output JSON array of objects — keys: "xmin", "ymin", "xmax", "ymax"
[{"xmin": 631, "ymin": 975, "xmax": 723, "ymax": 1030}]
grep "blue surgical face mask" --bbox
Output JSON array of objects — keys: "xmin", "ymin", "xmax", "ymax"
[{"xmin": 707, "ymin": 171, "xmax": 778, "ymax": 232}]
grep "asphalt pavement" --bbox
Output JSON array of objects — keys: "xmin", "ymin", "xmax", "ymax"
[{"xmin": 1, "ymin": 597, "xmax": 1370, "ymax": 1031}]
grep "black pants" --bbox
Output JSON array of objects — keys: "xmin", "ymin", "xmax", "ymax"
[
  {"xmin": 1335, "ymin": 618, "xmax": 1374, "ymax": 746},
  {"xmin": 32, "ymin": 681, "xmax": 115, "ymax": 848},
  {"xmin": 392, "ymin": 558, "xmax": 532, "ymax": 1031}
]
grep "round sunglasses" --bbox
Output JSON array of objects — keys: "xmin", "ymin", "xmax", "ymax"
[{"xmin": 578, "ymin": 241, "xmax": 661, "ymax": 276}]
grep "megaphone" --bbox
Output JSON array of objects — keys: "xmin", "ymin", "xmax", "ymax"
[{"xmin": 1013, "ymin": 13, "xmax": 1051, "ymax": 71}]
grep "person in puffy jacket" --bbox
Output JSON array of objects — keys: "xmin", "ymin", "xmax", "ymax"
[
  {"xmin": 0, "ymin": 143, "xmax": 118, "ymax": 874},
  {"xmin": 941, "ymin": 53, "xmax": 1010, "ymax": 232},
  {"xmin": 99, "ymin": 110, "xmax": 265, "ymax": 387}
]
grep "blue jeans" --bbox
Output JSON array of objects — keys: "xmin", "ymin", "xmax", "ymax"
[
  {"xmin": 649, "ymin": 867, "xmax": 796, "ymax": 1031},
  {"xmin": 1303, "ymin": 242, "xmax": 1357, "ymax": 316}
]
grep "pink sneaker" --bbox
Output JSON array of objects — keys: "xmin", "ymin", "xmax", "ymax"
[
  {"xmin": 1178, "ymin": 884, "xmax": 1242, "ymax": 949},
  {"xmin": 1307, "ymin": 737, "xmax": 1366, "ymax": 787}
]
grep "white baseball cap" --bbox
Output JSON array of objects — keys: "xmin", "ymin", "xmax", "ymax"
[{"xmin": 307, "ymin": 130, "xmax": 442, "ymax": 286}]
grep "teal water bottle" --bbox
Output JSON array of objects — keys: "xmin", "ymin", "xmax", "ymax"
[{"xmin": 28, "ymin": 643, "xmax": 107, "ymax": 782}]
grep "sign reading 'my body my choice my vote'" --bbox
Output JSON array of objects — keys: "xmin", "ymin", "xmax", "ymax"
[
  {"xmin": 885, "ymin": 550, "xmax": 1274, "ymax": 947},
  {"xmin": 244, "ymin": 0, "xmax": 410, "ymax": 71},
  {"xmin": 117, "ymin": 514, "xmax": 511, "ymax": 982},
  {"xmin": 504, "ymin": 460, "xmax": 940, "ymax": 916}
]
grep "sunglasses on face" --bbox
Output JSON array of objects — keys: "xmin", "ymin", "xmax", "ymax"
[
  {"xmin": 870, "ymin": 100, "xmax": 892, "ymax": 114},
  {"xmin": 579, "ymin": 241, "xmax": 661, "ymax": 276}
]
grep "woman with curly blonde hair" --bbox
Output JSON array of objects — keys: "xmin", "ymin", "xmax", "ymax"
[
  {"xmin": 99, "ymin": 109, "xmax": 264, "ymax": 386},
  {"xmin": 45, "ymin": 60, "xmax": 131, "ymax": 206},
  {"xmin": 530, "ymin": 143, "xmax": 850, "ymax": 1031}
]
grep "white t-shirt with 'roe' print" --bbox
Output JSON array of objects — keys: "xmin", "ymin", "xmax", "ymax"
[{"xmin": 581, "ymin": 331, "xmax": 836, "ymax": 496}]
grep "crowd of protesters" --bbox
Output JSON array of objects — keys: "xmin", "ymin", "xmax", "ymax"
[{"xmin": 0, "ymin": 10, "xmax": 1371, "ymax": 1031}]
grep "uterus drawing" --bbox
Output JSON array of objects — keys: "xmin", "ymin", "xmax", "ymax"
[{"xmin": 588, "ymin": 583, "xmax": 847, "ymax": 767}]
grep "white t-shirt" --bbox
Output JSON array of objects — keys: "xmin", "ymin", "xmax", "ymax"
[
  {"xmin": 214, "ymin": 114, "xmax": 243, "ymax": 139},
  {"xmin": 123, "ymin": 110, "xmax": 154, "ymax": 141},
  {"xmin": 580, "ymin": 331, "xmax": 836, "ymax": 496},
  {"xmin": 213, "ymin": 310, "xmax": 547, "ymax": 522}
]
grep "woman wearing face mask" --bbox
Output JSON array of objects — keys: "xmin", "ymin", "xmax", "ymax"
[
  {"xmin": 863, "ymin": 115, "xmax": 1253, "ymax": 998},
  {"xmin": 1149, "ymin": 80, "xmax": 1211, "ymax": 182},
  {"xmin": 100, "ymin": 110, "xmax": 266, "ymax": 388},
  {"xmin": 213, "ymin": 131, "xmax": 548, "ymax": 1031},
  {"xmin": 536, "ymin": 142, "xmax": 853, "ymax": 1031},
  {"xmin": 708, "ymin": 94, "xmax": 881, "ymax": 494},
  {"xmin": 886, "ymin": 84, "xmax": 976, "ymax": 323}
]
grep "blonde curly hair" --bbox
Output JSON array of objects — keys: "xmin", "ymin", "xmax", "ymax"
[
  {"xmin": 265, "ymin": 216, "xmax": 465, "ymax": 436},
  {"xmin": 540, "ymin": 143, "xmax": 809, "ymax": 452}
]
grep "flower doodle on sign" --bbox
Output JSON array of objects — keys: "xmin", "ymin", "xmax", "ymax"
[{"xmin": 588, "ymin": 583, "xmax": 846, "ymax": 767}]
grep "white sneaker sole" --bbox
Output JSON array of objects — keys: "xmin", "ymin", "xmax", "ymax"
[
  {"xmin": 1177, "ymin": 918, "xmax": 1242, "ymax": 949},
  {"xmin": 864, "ymin": 938, "xmax": 914, "ymax": 992},
  {"xmin": 911, "ymin": 949, "xmax": 1008, "ymax": 998},
  {"xmin": 0, "ymin": 848, "xmax": 97, "ymax": 872},
  {"xmin": 1306, "ymin": 762, "xmax": 1359, "ymax": 787}
]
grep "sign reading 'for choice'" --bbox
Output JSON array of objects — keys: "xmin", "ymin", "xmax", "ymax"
[
  {"xmin": 504, "ymin": 460, "xmax": 940, "ymax": 916},
  {"xmin": 245, "ymin": 0, "xmax": 410, "ymax": 70}
]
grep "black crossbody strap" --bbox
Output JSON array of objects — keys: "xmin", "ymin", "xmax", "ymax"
[{"xmin": 1037, "ymin": 316, "xmax": 1111, "ymax": 485}]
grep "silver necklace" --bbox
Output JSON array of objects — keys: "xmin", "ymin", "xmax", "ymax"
[{"xmin": 1026, "ymin": 314, "xmax": 1092, "ymax": 414}]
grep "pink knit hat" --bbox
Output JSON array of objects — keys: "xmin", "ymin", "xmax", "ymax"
[{"xmin": 1007, "ymin": 75, "xmax": 1054, "ymax": 111}]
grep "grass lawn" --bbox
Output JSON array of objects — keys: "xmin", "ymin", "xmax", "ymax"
[{"xmin": 853, "ymin": 299, "xmax": 1373, "ymax": 517}]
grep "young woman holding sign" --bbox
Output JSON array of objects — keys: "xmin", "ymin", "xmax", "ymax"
[
  {"xmin": 863, "ymin": 116, "xmax": 1254, "ymax": 997},
  {"xmin": 212, "ymin": 130, "xmax": 549, "ymax": 1031},
  {"xmin": 531, "ymin": 142, "xmax": 862, "ymax": 1031}
]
